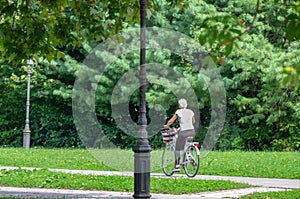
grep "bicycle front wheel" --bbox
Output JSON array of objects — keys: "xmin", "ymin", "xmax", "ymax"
[
  {"xmin": 162, "ymin": 142, "xmax": 175, "ymax": 176},
  {"xmin": 183, "ymin": 145, "xmax": 200, "ymax": 177}
]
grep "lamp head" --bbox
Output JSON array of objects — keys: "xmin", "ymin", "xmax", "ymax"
[{"xmin": 27, "ymin": 59, "xmax": 35, "ymax": 66}]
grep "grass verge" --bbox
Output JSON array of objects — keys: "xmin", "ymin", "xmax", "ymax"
[
  {"xmin": 201, "ymin": 150, "xmax": 300, "ymax": 179},
  {"xmin": 0, "ymin": 148, "xmax": 299, "ymax": 179},
  {"xmin": 240, "ymin": 189, "xmax": 300, "ymax": 199},
  {"xmin": 0, "ymin": 169, "xmax": 251, "ymax": 194}
]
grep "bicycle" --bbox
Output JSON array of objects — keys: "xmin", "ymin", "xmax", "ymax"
[{"xmin": 161, "ymin": 128, "xmax": 200, "ymax": 177}]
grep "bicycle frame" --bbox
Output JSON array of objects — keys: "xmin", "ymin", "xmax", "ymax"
[
  {"xmin": 162, "ymin": 130, "xmax": 201, "ymax": 177},
  {"xmin": 180, "ymin": 141, "xmax": 200, "ymax": 165},
  {"xmin": 165, "ymin": 133, "xmax": 200, "ymax": 163},
  {"xmin": 185, "ymin": 141, "xmax": 200, "ymax": 155}
]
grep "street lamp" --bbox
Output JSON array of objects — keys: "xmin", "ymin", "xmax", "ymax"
[
  {"xmin": 23, "ymin": 59, "xmax": 34, "ymax": 149},
  {"xmin": 132, "ymin": 0, "xmax": 152, "ymax": 198}
]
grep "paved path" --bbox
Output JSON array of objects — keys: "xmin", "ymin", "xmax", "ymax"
[
  {"xmin": 0, "ymin": 166, "xmax": 299, "ymax": 198},
  {"xmin": 46, "ymin": 168, "xmax": 300, "ymax": 189},
  {"xmin": 0, "ymin": 186, "xmax": 288, "ymax": 199}
]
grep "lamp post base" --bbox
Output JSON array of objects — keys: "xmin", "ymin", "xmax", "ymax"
[
  {"xmin": 132, "ymin": 151, "xmax": 151, "ymax": 199},
  {"xmin": 132, "ymin": 125, "xmax": 151, "ymax": 199},
  {"xmin": 23, "ymin": 131, "xmax": 30, "ymax": 149}
]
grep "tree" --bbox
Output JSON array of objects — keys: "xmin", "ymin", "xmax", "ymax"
[
  {"xmin": 201, "ymin": 0, "xmax": 300, "ymax": 89},
  {"xmin": 1, "ymin": 0, "xmax": 300, "ymax": 151},
  {"xmin": 200, "ymin": 0, "xmax": 300, "ymax": 150},
  {"xmin": 0, "ymin": 0, "xmax": 186, "ymax": 64},
  {"xmin": 0, "ymin": 0, "xmax": 188, "ymax": 148}
]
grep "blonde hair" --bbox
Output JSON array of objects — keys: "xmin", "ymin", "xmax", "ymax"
[{"xmin": 178, "ymin": 98, "xmax": 188, "ymax": 108}]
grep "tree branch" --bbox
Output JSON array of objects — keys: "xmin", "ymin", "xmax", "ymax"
[{"xmin": 234, "ymin": 0, "xmax": 260, "ymax": 40}]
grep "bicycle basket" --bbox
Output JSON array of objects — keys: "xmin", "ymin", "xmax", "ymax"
[{"xmin": 160, "ymin": 129, "xmax": 176, "ymax": 143}]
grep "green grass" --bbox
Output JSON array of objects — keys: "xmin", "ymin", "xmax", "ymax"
[
  {"xmin": 0, "ymin": 147, "xmax": 108, "ymax": 170},
  {"xmin": 0, "ymin": 169, "xmax": 250, "ymax": 194},
  {"xmin": 0, "ymin": 148, "xmax": 299, "ymax": 179},
  {"xmin": 240, "ymin": 189, "xmax": 300, "ymax": 199},
  {"xmin": 200, "ymin": 150, "xmax": 300, "ymax": 179},
  {"xmin": 0, "ymin": 148, "xmax": 298, "ymax": 197}
]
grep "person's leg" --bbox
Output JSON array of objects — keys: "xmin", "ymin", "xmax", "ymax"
[
  {"xmin": 173, "ymin": 129, "xmax": 196, "ymax": 172},
  {"xmin": 173, "ymin": 133, "xmax": 186, "ymax": 172},
  {"xmin": 172, "ymin": 150, "xmax": 181, "ymax": 172}
]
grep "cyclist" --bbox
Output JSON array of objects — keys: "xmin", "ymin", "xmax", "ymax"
[{"xmin": 164, "ymin": 98, "xmax": 195, "ymax": 172}]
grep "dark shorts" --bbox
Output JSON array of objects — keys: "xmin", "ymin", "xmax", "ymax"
[{"xmin": 175, "ymin": 129, "xmax": 196, "ymax": 151}]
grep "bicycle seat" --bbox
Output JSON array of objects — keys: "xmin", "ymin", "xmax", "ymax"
[{"xmin": 186, "ymin": 136, "xmax": 194, "ymax": 141}]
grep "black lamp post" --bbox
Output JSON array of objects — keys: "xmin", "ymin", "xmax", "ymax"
[
  {"xmin": 132, "ymin": 0, "xmax": 152, "ymax": 198},
  {"xmin": 23, "ymin": 59, "xmax": 34, "ymax": 149}
]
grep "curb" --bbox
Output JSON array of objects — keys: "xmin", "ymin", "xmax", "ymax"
[{"xmin": 0, "ymin": 186, "xmax": 290, "ymax": 199}]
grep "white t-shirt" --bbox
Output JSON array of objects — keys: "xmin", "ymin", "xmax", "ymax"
[{"xmin": 175, "ymin": 108, "xmax": 194, "ymax": 131}]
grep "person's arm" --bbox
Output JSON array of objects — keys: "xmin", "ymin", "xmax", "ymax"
[
  {"xmin": 192, "ymin": 115, "xmax": 195, "ymax": 124},
  {"xmin": 164, "ymin": 114, "xmax": 177, "ymax": 129}
]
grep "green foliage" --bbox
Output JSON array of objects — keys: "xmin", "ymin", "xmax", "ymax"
[
  {"xmin": 0, "ymin": 0, "xmax": 187, "ymax": 64},
  {"xmin": 1, "ymin": 0, "xmax": 300, "ymax": 151},
  {"xmin": 0, "ymin": 0, "xmax": 130, "ymax": 63},
  {"xmin": 197, "ymin": 0, "xmax": 300, "ymax": 151},
  {"xmin": 0, "ymin": 62, "xmax": 27, "ymax": 146},
  {"xmin": 0, "ymin": 57, "xmax": 81, "ymax": 147},
  {"xmin": 218, "ymin": 34, "xmax": 300, "ymax": 151},
  {"xmin": 286, "ymin": 0, "xmax": 300, "ymax": 41}
]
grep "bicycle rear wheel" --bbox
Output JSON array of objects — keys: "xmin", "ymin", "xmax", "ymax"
[
  {"xmin": 162, "ymin": 142, "xmax": 175, "ymax": 176},
  {"xmin": 183, "ymin": 145, "xmax": 200, "ymax": 177}
]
